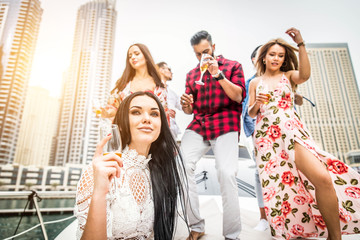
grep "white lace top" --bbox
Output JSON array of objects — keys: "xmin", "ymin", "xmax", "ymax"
[{"xmin": 74, "ymin": 146, "xmax": 154, "ymax": 239}]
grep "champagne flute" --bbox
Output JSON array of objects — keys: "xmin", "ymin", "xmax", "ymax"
[
  {"xmin": 100, "ymin": 124, "xmax": 122, "ymax": 190},
  {"xmin": 92, "ymin": 98, "xmax": 112, "ymax": 128},
  {"xmin": 195, "ymin": 53, "xmax": 211, "ymax": 85},
  {"xmin": 258, "ymin": 84, "xmax": 271, "ymax": 105},
  {"xmin": 92, "ymin": 99, "xmax": 102, "ymax": 118}
]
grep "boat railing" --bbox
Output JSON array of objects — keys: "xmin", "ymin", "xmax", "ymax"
[
  {"xmin": 1, "ymin": 190, "xmax": 76, "ymax": 240},
  {"xmin": 0, "ymin": 191, "xmax": 76, "ymax": 214}
]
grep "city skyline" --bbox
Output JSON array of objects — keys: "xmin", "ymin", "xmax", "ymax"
[
  {"xmin": 297, "ymin": 43, "xmax": 360, "ymax": 165},
  {"xmin": 28, "ymin": 0, "xmax": 360, "ymax": 134},
  {"xmin": 55, "ymin": 0, "xmax": 117, "ymax": 166},
  {"xmin": 2, "ymin": 0, "xmax": 360, "ymax": 166},
  {"xmin": 0, "ymin": 0, "xmax": 43, "ymax": 164},
  {"xmin": 14, "ymin": 86, "xmax": 59, "ymax": 166}
]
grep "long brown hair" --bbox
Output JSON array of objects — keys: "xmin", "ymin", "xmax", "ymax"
[
  {"xmin": 112, "ymin": 43, "xmax": 164, "ymax": 93},
  {"xmin": 255, "ymin": 38, "xmax": 299, "ymax": 77},
  {"xmin": 113, "ymin": 91, "xmax": 189, "ymax": 239}
]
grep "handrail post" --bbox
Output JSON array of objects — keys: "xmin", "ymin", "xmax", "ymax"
[{"xmin": 32, "ymin": 191, "xmax": 48, "ymax": 240}]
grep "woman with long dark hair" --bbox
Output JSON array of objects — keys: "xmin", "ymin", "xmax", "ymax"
[
  {"xmin": 75, "ymin": 91, "xmax": 188, "ymax": 239},
  {"xmin": 248, "ymin": 28, "xmax": 360, "ymax": 239},
  {"xmin": 102, "ymin": 43, "xmax": 167, "ymax": 119}
]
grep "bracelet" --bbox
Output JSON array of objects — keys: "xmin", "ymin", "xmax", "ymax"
[
  {"xmin": 211, "ymin": 69, "xmax": 221, "ymax": 78},
  {"xmin": 297, "ymin": 41, "xmax": 305, "ymax": 47}
]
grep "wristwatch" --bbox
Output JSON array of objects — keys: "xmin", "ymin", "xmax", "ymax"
[{"xmin": 212, "ymin": 70, "xmax": 225, "ymax": 81}]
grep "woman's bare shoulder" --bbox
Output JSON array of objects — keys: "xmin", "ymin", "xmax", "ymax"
[{"xmin": 249, "ymin": 77, "xmax": 261, "ymax": 88}]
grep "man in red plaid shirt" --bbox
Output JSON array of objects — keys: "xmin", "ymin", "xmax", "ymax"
[{"xmin": 180, "ymin": 30, "xmax": 246, "ymax": 240}]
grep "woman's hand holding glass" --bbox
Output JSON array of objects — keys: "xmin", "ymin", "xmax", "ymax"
[
  {"xmin": 92, "ymin": 99, "xmax": 103, "ymax": 118},
  {"xmin": 92, "ymin": 124, "xmax": 123, "ymax": 195},
  {"xmin": 256, "ymin": 85, "xmax": 271, "ymax": 105},
  {"xmin": 92, "ymin": 91, "xmax": 120, "ymax": 119}
]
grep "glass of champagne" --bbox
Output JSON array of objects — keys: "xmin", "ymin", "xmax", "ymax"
[
  {"xmin": 195, "ymin": 53, "xmax": 211, "ymax": 85},
  {"xmin": 92, "ymin": 99, "xmax": 102, "ymax": 118},
  {"xmin": 100, "ymin": 124, "xmax": 122, "ymax": 189},
  {"xmin": 258, "ymin": 84, "xmax": 271, "ymax": 105}
]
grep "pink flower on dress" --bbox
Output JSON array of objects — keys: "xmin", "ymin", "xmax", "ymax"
[
  {"xmin": 293, "ymin": 195, "xmax": 307, "ymax": 205},
  {"xmin": 284, "ymin": 92, "xmax": 292, "ymax": 102},
  {"xmin": 344, "ymin": 186, "xmax": 360, "ymax": 199},
  {"xmin": 326, "ymin": 158, "xmax": 348, "ymax": 174},
  {"xmin": 313, "ymin": 215, "xmax": 326, "ymax": 230},
  {"xmin": 280, "ymin": 150, "xmax": 289, "ymax": 160},
  {"xmin": 281, "ymin": 171, "xmax": 295, "ymax": 186},
  {"xmin": 339, "ymin": 208, "xmax": 352, "ymax": 223},
  {"xmin": 266, "ymin": 125, "xmax": 282, "ymax": 142},
  {"xmin": 296, "ymin": 182, "xmax": 306, "ymax": 195},
  {"xmin": 293, "ymin": 118, "xmax": 304, "ymax": 129},
  {"xmin": 271, "ymin": 215, "xmax": 285, "ymax": 231},
  {"xmin": 281, "ymin": 201, "xmax": 292, "ymax": 218},
  {"xmin": 290, "ymin": 224, "xmax": 304, "ymax": 235},
  {"xmin": 278, "ymin": 93, "xmax": 292, "ymax": 110},
  {"xmin": 278, "ymin": 99, "xmax": 291, "ymax": 110},
  {"xmin": 256, "ymin": 138, "xmax": 272, "ymax": 154},
  {"xmin": 284, "ymin": 119, "xmax": 295, "ymax": 131},
  {"xmin": 303, "ymin": 232, "xmax": 318, "ymax": 238},
  {"xmin": 265, "ymin": 158, "xmax": 279, "ymax": 174},
  {"xmin": 263, "ymin": 186, "xmax": 276, "ymax": 202}
]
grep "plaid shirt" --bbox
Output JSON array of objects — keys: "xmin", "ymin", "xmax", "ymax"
[{"xmin": 185, "ymin": 55, "xmax": 246, "ymax": 140}]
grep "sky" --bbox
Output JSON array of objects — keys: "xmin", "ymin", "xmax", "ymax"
[{"xmin": 29, "ymin": 0, "xmax": 360, "ymax": 135}]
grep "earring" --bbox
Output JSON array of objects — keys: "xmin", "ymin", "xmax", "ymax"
[
  {"xmin": 282, "ymin": 61, "xmax": 287, "ymax": 67},
  {"xmin": 263, "ymin": 60, "xmax": 266, "ymax": 64}
]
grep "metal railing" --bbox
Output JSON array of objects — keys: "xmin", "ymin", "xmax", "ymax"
[
  {"xmin": 236, "ymin": 178, "xmax": 256, "ymax": 197},
  {"xmin": 0, "ymin": 191, "xmax": 76, "ymax": 214},
  {"xmin": 1, "ymin": 190, "xmax": 76, "ymax": 240}
]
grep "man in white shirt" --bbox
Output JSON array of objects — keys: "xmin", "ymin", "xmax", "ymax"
[{"xmin": 157, "ymin": 62, "xmax": 182, "ymax": 140}]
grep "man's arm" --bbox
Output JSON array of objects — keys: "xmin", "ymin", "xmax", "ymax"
[
  {"xmin": 217, "ymin": 67, "xmax": 244, "ymax": 103},
  {"xmin": 207, "ymin": 58, "xmax": 245, "ymax": 104}
]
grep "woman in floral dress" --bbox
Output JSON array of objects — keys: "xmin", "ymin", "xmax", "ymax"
[{"xmin": 248, "ymin": 27, "xmax": 360, "ymax": 240}]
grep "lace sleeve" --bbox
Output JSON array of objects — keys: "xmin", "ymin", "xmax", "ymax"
[{"xmin": 74, "ymin": 166, "xmax": 94, "ymax": 240}]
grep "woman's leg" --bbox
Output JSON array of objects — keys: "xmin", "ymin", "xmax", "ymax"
[{"xmin": 294, "ymin": 143, "xmax": 341, "ymax": 240}]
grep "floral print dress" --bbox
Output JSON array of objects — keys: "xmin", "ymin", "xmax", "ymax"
[{"xmin": 253, "ymin": 74, "xmax": 360, "ymax": 239}]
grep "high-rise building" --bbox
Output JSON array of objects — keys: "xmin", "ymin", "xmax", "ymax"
[
  {"xmin": 297, "ymin": 43, "xmax": 360, "ymax": 165},
  {"xmin": 14, "ymin": 86, "xmax": 59, "ymax": 166},
  {"xmin": 55, "ymin": 0, "xmax": 117, "ymax": 166},
  {"xmin": 0, "ymin": 0, "xmax": 43, "ymax": 165}
]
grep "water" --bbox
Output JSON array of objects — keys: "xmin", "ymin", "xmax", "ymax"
[
  {"xmin": 0, "ymin": 213, "xmax": 75, "ymax": 239},
  {"xmin": 0, "ymin": 198, "xmax": 76, "ymax": 239},
  {"xmin": 0, "ymin": 198, "xmax": 75, "ymax": 210}
]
